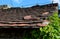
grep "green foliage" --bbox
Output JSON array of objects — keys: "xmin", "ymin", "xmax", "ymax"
[
  {"xmin": 40, "ymin": 12, "xmax": 60, "ymax": 39},
  {"xmin": 23, "ymin": 12, "xmax": 60, "ymax": 39}
]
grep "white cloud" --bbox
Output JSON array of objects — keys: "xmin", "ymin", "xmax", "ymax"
[
  {"xmin": 53, "ymin": 0, "xmax": 59, "ymax": 3},
  {"xmin": 12, "ymin": 0, "xmax": 21, "ymax": 3}
]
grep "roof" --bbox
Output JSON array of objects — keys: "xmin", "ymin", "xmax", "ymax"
[{"xmin": 0, "ymin": 3, "xmax": 58, "ymax": 28}]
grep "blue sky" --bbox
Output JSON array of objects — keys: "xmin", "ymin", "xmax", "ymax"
[{"xmin": 0, "ymin": 0, "xmax": 60, "ymax": 9}]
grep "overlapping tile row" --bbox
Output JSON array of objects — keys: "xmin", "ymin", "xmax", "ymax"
[{"xmin": 0, "ymin": 3, "xmax": 58, "ymax": 27}]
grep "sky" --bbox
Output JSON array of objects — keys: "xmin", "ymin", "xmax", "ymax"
[{"xmin": 0, "ymin": 0, "xmax": 60, "ymax": 9}]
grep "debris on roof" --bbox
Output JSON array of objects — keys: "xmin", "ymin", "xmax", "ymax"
[{"xmin": 0, "ymin": 5, "xmax": 11, "ymax": 9}]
